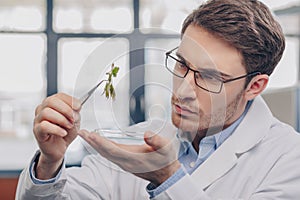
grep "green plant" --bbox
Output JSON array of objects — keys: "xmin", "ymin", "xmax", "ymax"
[{"xmin": 102, "ymin": 63, "xmax": 119, "ymax": 100}]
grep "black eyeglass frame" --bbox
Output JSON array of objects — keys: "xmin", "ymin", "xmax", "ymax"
[{"xmin": 165, "ymin": 47, "xmax": 261, "ymax": 94}]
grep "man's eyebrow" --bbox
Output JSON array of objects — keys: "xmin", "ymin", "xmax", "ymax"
[
  {"xmin": 175, "ymin": 52, "xmax": 232, "ymax": 79},
  {"xmin": 175, "ymin": 52, "xmax": 188, "ymax": 64},
  {"xmin": 199, "ymin": 68, "xmax": 232, "ymax": 79}
]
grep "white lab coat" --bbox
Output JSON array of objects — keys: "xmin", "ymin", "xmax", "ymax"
[{"xmin": 16, "ymin": 96, "xmax": 300, "ymax": 200}]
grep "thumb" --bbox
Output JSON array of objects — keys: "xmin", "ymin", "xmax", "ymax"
[{"xmin": 144, "ymin": 131, "xmax": 169, "ymax": 151}]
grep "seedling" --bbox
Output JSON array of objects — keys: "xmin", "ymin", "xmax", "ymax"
[{"xmin": 102, "ymin": 63, "xmax": 119, "ymax": 100}]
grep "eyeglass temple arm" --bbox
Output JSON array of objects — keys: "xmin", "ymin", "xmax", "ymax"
[
  {"xmin": 166, "ymin": 46, "xmax": 179, "ymax": 55},
  {"xmin": 223, "ymin": 71, "xmax": 261, "ymax": 83}
]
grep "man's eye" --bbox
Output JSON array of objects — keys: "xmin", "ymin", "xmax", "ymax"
[
  {"xmin": 196, "ymin": 72, "xmax": 219, "ymax": 81},
  {"xmin": 203, "ymin": 74, "xmax": 216, "ymax": 80},
  {"xmin": 178, "ymin": 62, "xmax": 186, "ymax": 68},
  {"xmin": 176, "ymin": 60, "xmax": 188, "ymax": 69}
]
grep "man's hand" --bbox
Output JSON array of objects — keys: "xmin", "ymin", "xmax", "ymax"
[
  {"xmin": 79, "ymin": 130, "xmax": 181, "ymax": 186},
  {"xmin": 33, "ymin": 93, "xmax": 81, "ymax": 179}
]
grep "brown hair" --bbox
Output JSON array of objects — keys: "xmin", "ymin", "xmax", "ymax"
[{"xmin": 182, "ymin": 0, "xmax": 285, "ymax": 84}]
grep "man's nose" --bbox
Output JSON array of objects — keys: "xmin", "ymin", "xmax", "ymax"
[{"xmin": 175, "ymin": 70, "xmax": 197, "ymax": 100}]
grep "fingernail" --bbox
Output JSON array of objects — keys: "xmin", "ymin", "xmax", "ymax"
[
  {"xmin": 144, "ymin": 132, "xmax": 153, "ymax": 141},
  {"xmin": 73, "ymin": 112, "xmax": 80, "ymax": 122},
  {"xmin": 146, "ymin": 137, "xmax": 152, "ymax": 142},
  {"xmin": 62, "ymin": 130, "xmax": 68, "ymax": 137},
  {"xmin": 67, "ymin": 121, "xmax": 73, "ymax": 129},
  {"xmin": 73, "ymin": 99, "xmax": 81, "ymax": 110}
]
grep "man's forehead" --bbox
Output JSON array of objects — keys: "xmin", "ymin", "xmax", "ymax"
[
  {"xmin": 178, "ymin": 35, "xmax": 218, "ymax": 71},
  {"xmin": 178, "ymin": 28, "xmax": 245, "ymax": 76}
]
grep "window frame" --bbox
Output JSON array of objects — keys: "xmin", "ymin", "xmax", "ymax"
[
  {"xmin": 2, "ymin": 0, "xmax": 298, "ymax": 125},
  {"xmin": 46, "ymin": 0, "xmax": 179, "ymax": 124}
]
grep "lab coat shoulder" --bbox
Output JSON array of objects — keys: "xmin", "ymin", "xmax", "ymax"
[
  {"xmin": 250, "ymin": 118, "xmax": 300, "ymax": 199},
  {"xmin": 153, "ymin": 96, "xmax": 300, "ymax": 200}
]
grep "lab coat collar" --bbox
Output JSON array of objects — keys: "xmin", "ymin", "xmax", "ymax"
[
  {"xmin": 230, "ymin": 95, "xmax": 273, "ymax": 154},
  {"xmin": 190, "ymin": 95, "xmax": 274, "ymax": 190}
]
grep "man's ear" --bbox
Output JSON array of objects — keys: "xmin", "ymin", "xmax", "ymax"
[{"xmin": 244, "ymin": 74, "xmax": 269, "ymax": 100}]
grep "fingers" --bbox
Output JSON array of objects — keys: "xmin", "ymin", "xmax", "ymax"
[
  {"xmin": 34, "ymin": 107, "xmax": 79, "ymax": 142},
  {"xmin": 34, "ymin": 93, "xmax": 81, "ymax": 141},
  {"xmin": 144, "ymin": 131, "xmax": 170, "ymax": 152},
  {"xmin": 34, "ymin": 121, "xmax": 67, "ymax": 142},
  {"xmin": 80, "ymin": 130, "xmax": 173, "ymax": 157},
  {"xmin": 40, "ymin": 94, "xmax": 80, "ymax": 123},
  {"xmin": 35, "ymin": 107, "xmax": 73, "ymax": 130},
  {"xmin": 55, "ymin": 93, "xmax": 81, "ymax": 111},
  {"xmin": 78, "ymin": 130, "xmax": 118, "ymax": 157},
  {"xmin": 79, "ymin": 130, "xmax": 178, "ymax": 174}
]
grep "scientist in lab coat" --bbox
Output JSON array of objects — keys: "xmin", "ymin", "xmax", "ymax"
[{"xmin": 16, "ymin": 0, "xmax": 300, "ymax": 199}]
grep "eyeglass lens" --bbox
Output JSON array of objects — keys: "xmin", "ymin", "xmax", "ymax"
[{"xmin": 166, "ymin": 53, "xmax": 223, "ymax": 93}]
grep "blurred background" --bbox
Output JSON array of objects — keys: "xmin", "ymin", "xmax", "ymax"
[{"xmin": 0, "ymin": 0, "xmax": 299, "ymax": 199}]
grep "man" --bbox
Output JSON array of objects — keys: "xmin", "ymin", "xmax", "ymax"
[{"xmin": 16, "ymin": 0, "xmax": 300, "ymax": 199}]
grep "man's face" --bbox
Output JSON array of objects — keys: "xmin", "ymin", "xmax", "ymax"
[{"xmin": 171, "ymin": 24, "xmax": 248, "ymax": 137}]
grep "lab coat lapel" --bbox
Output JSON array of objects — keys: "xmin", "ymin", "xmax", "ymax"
[{"xmin": 190, "ymin": 96, "xmax": 273, "ymax": 190}]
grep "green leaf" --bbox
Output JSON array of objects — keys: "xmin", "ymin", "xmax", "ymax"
[
  {"xmin": 112, "ymin": 67, "xmax": 119, "ymax": 77},
  {"xmin": 102, "ymin": 63, "xmax": 119, "ymax": 100},
  {"xmin": 103, "ymin": 82, "xmax": 109, "ymax": 98},
  {"xmin": 109, "ymin": 84, "xmax": 115, "ymax": 100}
]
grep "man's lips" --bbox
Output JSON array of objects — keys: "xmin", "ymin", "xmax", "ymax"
[{"xmin": 174, "ymin": 104, "xmax": 197, "ymax": 116}]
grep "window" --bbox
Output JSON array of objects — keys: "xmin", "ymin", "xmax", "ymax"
[
  {"xmin": 140, "ymin": 0, "xmax": 199, "ymax": 33},
  {"xmin": 0, "ymin": 34, "xmax": 46, "ymax": 93},
  {"xmin": 0, "ymin": 35, "xmax": 46, "ymax": 139},
  {"xmin": 144, "ymin": 39, "xmax": 179, "ymax": 121},
  {"xmin": 53, "ymin": 0, "xmax": 133, "ymax": 33},
  {"xmin": 267, "ymin": 37, "xmax": 299, "ymax": 89},
  {"xmin": 0, "ymin": 0, "xmax": 299, "ymax": 142},
  {"xmin": 0, "ymin": 0, "xmax": 46, "ymax": 139},
  {"xmin": 58, "ymin": 38, "xmax": 130, "ymax": 129},
  {"xmin": 0, "ymin": 0, "xmax": 45, "ymax": 32}
]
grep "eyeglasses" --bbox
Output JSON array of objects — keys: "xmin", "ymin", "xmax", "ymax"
[{"xmin": 165, "ymin": 47, "xmax": 261, "ymax": 94}]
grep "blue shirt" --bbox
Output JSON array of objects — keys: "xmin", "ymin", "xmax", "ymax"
[{"xmin": 146, "ymin": 100, "xmax": 253, "ymax": 198}]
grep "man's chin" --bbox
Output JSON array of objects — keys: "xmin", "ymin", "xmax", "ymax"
[
  {"xmin": 171, "ymin": 114, "xmax": 200, "ymax": 133},
  {"xmin": 175, "ymin": 129, "xmax": 197, "ymax": 142}
]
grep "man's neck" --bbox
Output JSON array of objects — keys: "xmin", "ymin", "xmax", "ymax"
[
  {"xmin": 192, "ymin": 133, "xmax": 204, "ymax": 153},
  {"xmin": 191, "ymin": 127, "xmax": 221, "ymax": 153},
  {"xmin": 191, "ymin": 100, "xmax": 251, "ymax": 153}
]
